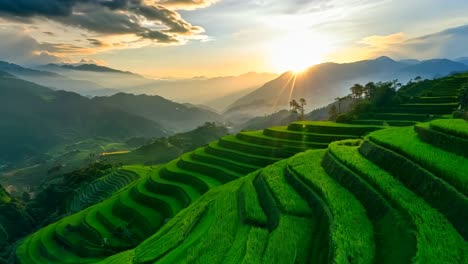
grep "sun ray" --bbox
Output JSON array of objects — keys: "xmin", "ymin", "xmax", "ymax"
[
  {"xmin": 272, "ymin": 72, "xmax": 297, "ymax": 111},
  {"xmin": 288, "ymin": 72, "xmax": 299, "ymax": 104}
]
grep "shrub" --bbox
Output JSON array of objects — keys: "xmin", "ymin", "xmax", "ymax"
[
  {"xmin": 453, "ymin": 110, "xmax": 468, "ymax": 120},
  {"xmin": 336, "ymin": 113, "xmax": 355, "ymax": 123}
]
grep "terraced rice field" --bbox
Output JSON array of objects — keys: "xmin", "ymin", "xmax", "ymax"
[
  {"xmin": 67, "ymin": 168, "xmax": 142, "ymax": 213},
  {"xmin": 12, "ymin": 70, "xmax": 468, "ymax": 263},
  {"xmin": 352, "ymin": 73, "xmax": 468, "ymax": 126},
  {"xmin": 91, "ymin": 118, "xmax": 465, "ymax": 264},
  {"xmin": 16, "ymin": 121, "xmax": 381, "ymax": 263}
]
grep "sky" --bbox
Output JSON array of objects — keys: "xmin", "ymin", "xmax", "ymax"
[{"xmin": 0, "ymin": 0, "xmax": 468, "ymax": 78}]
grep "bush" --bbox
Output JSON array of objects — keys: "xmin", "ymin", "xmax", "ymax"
[
  {"xmin": 453, "ymin": 110, "xmax": 468, "ymax": 120},
  {"xmin": 336, "ymin": 113, "xmax": 355, "ymax": 123}
]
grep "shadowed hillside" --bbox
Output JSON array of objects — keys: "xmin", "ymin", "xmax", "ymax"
[{"xmin": 0, "ymin": 72, "xmax": 167, "ymax": 166}]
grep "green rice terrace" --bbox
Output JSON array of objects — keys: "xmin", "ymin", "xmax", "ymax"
[
  {"xmin": 12, "ymin": 69, "xmax": 468, "ymax": 264},
  {"xmin": 14, "ymin": 116, "xmax": 467, "ymax": 263},
  {"xmin": 351, "ymin": 73, "xmax": 468, "ymax": 126}
]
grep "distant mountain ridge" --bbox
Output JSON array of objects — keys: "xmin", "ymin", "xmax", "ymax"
[
  {"xmin": 44, "ymin": 63, "xmax": 139, "ymax": 76},
  {"xmin": 129, "ymin": 72, "xmax": 279, "ymax": 111},
  {"xmin": 225, "ymin": 56, "xmax": 468, "ymax": 122},
  {"xmin": 0, "ymin": 61, "xmax": 119, "ymax": 96},
  {"xmin": 456, "ymin": 57, "xmax": 468, "ymax": 66},
  {"xmin": 93, "ymin": 93, "xmax": 222, "ymax": 132},
  {"xmin": 0, "ymin": 72, "xmax": 167, "ymax": 164}
]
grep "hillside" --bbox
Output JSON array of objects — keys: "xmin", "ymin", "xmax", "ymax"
[
  {"xmin": 225, "ymin": 57, "xmax": 468, "ymax": 122},
  {"xmin": 14, "ymin": 120, "xmax": 383, "ymax": 263},
  {"xmin": 9, "ymin": 73, "xmax": 468, "ymax": 264},
  {"xmin": 37, "ymin": 63, "xmax": 150, "ymax": 95},
  {"xmin": 0, "ymin": 61, "xmax": 118, "ymax": 96},
  {"xmin": 108, "ymin": 121, "xmax": 467, "ymax": 264},
  {"xmin": 14, "ymin": 117, "xmax": 468, "ymax": 263},
  {"xmin": 129, "ymin": 72, "xmax": 278, "ymax": 112},
  {"xmin": 39, "ymin": 63, "xmax": 278, "ymax": 110},
  {"xmin": 44, "ymin": 64, "xmax": 138, "ymax": 75},
  {"xmin": 0, "ymin": 73, "xmax": 167, "ymax": 166},
  {"xmin": 348, "ymin": 72, "xmax": 468, "ymax": 126},
  {"xmin": 101, "ymin": 122, "xmax": 229, "ymax": 166},
  {"xmin": 0, "ymin": 184, "xmax": 35, "ymax": 261},
  {"xmin": 92, "ymin": 93, "xmax": 222, "ymax": 132}
]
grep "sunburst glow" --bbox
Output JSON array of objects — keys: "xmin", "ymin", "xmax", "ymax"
[{"xmin": 269, "ymin": 33, "xmax": 329, "ymax": 73}]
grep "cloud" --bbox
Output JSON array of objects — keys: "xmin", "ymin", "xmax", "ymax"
[
  {"xmin": 359, "ymin": 33, "xmax": 407, "ymax": 48},
  {"xmin": 0, "ymin": 29, "xmax": 64, "ymax": 64},
  {"xmin": 395, "ymin": 25, "xmax": 468, "ymax": 59},
  {"xmin": 0, "ymin": 0, "xmax": 208, "ymax": 43},
  {"xmin": 80, "ymin": 58, "xmax": 106, "ymax": 65},
  {"xmin": 87, "ymin": 38, "xmax": 106, "ymax": 47},
  {"xmin": 329, "ymin": 24, "xmax": 468, "ymax": 62},
  {"xmin": 153, "ymin": 0, "xmax": 219, "ymax": 10}
]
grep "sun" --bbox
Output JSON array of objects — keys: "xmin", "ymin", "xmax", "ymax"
[{"xmin": 269, "ymin": 33, "xmax": 328, "ymax": 73}]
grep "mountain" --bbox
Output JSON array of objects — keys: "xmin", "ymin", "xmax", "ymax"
[
  {"xmin": 236, "ymin": 110, "xmax": 297, "ymax": 131},
  {"xmin": 92, "ymin": 93, "xmax": 222, "ymax": 132},
  {"xmin": 45, "ymin": 63, "xmax": 138, "ymax": 75},
  {"xmin": 37, "ymin": 63, "xmax": 154, "ymax": 92},
  {"xmin": 456, "ymin": 57, "xmax": 468, "ymax": 66},
  {"xmin": 38, "ymin": 63, "xmax": 278, "ymax": 110},
  {"xmin": 236, "ymin": 96, "xmax": 354, "ymax": 131},
  {"xmin": 402, "ymin": 59, "xmax": 468, "ymax": 76},
  {"xmin": 129, "ymin": 72, "xmax": 279, "ymax": 111},
  {"xmin": 0, "ymin": 72, "xmax": 167, "ymax": 165},
  {"xmin": 399, "ymin": 59, "xmax": 421, "ymax": 64},
  {"xmin": 102, "ymin": 122, "xmax": 228, "ymax": 166},
  {"xmin": 0, "ymin": 61, "xmax": 119, "ymax": 96},
  {"xmin": 225, "ymin": 57, "xmax": 468, "ymax": 122}
]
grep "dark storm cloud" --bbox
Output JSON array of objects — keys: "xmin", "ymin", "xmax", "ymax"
[{"xmin": 0, "ymin": 0, "xmax": 208, "ymax": 43}]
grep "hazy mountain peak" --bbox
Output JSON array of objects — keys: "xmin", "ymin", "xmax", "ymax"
[
  {"xmin": 46, "ymin": 63, "xmax": 138, "ymax": 76},
  {"xmin": 375, "ymin": 56, "xmax": 395, "ymax": 62}
]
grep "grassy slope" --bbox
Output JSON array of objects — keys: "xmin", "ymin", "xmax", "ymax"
[{"xmin": 15, "ymin": 120, "xmax": 468, "ymax": 264}]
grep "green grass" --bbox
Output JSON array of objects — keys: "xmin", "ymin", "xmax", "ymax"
[
  {"xmin": 363, "ymin": 113, "xmax": 431, "ymax": 122},
  {"xmin": 415, "ymin": 122, "xmax": 468, "ymax": 158},
  {"xmin": 351, "ymin": 120, "xmax": 418, "ymax": 126},
  {"xmin": 0, "ymin": 186, "xmax": 10, "ymax": 204},
  {"xmin": 322, "ymin": 148, "xmax": 416, "ymax": 264},
  {"xmin": 263, "ymin": 126, "xmax": 359, "ymax": 143},
  {"xmin": 288, "ymin": 121, "xmax": 383, "ymax": 136},
  {"xmin": 237, "ymin": 131, "xmax": 327, "ymax": 150},
  {"xmin": 368, "ymin": 127, "xmax": 468, "ymax": 195},
  {"xmin": 329, "ymin": 140, "xmax": 467, "ymax": 264},
  {"xmin": 429, "ymin": 119, "xmax": 468, "ymax": 139},
  {"xmin": 218, "ymin": 135, "xmax": 293, "ymax": 158},
  {"xmin": 205, "ymin": 142, "xmax": 281, "ymax": 167},
  {"xmin": 259, "ymin": 160, "xmax": 312, "ymax": 217},
  {"xmin": 261, "ymin": 215, "xmax": 314, "ymax": 264},
  {"xmin": 15, "ymin": 118, "xmax": 468, "ymax": 264},
  {"xmin": 359, "ymin": 138, "xmax": 468, "ymax": 239},
  {"xmin": 287, "ymin": 150, "xmax": 375, "ymax": 264},
  {"xmin": 238, "ymin": 176, "xmax": 268, "ymax": 227},
  {"xmin": 67, "ymin": 168, "xmax": 141, "ymax": 213},
  {"xmin": 240, "ymin": 227, "xmax": 269, "ymax": 263},
  {"xmin": 191, "ymin": 147, "xmax": 261, "ymax": 175}
]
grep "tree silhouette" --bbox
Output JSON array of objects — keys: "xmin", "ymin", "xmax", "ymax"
[
  {"xmin": 290, "ymin": 98, "xmax": 307, "ymax": 121},
  {"xmin": 329, "ymin": 104, "xmax": 338, "ymax": 121},
  {"xmin": 350, "ymin": 84, "xmax": 364, "ymax": 99}
]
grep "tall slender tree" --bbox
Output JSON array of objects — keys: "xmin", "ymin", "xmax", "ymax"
[{"xmin": 290, "ymin": 98, "xmax": 307, "ymax": 121}]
